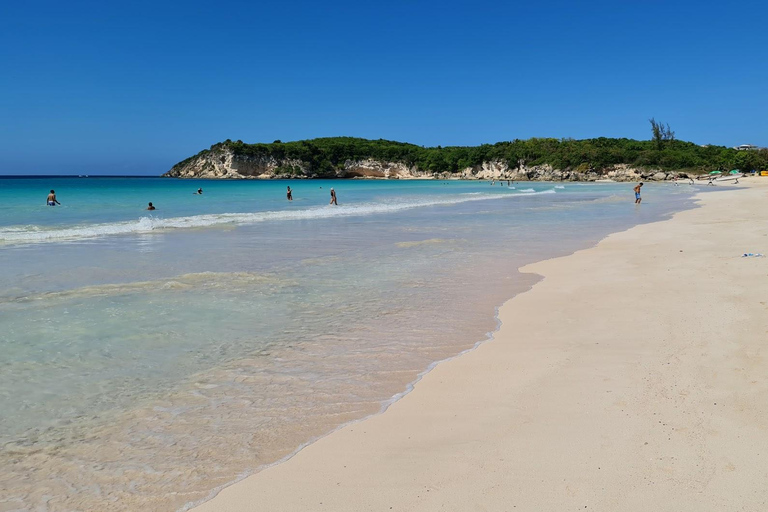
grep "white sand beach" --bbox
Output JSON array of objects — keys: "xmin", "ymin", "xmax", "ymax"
[{"xmin": 193, "ymin": 180, "xmax": 768, "ymax": 512}]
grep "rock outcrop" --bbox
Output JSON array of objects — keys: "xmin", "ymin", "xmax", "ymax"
[
  {"xmin": 336, "ymin": 159, "xmax": 434, "ymax": 179},
  {"xmin": 165, "ymin": 151, "xmax": 310, "ymax": 179},
  {"xmin": 164, "ymin": 148, "xmax": 690, "ymax": 182}
]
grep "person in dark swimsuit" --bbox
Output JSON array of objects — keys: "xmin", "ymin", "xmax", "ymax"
[
  {"xmin": 330, "ymin": 188, "xmax": 338, "ymax": 205},
  {"xmin": 287, "ymin": 186, "xmax": 293, "ymax": 201}
]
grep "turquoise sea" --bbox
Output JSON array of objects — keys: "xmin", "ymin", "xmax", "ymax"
[{"xmin": 0, "ymin": 177, "xmax": 702, "ymax": 511}]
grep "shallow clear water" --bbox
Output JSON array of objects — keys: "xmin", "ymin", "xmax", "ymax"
[{"xmin": 0, "ymin": 177, "xmax": 702, "ymax": 511}]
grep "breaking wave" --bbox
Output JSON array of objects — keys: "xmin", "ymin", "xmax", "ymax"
[{"xmin": 0, "ymin": 190, "xmax": 556, "ymax": 245}]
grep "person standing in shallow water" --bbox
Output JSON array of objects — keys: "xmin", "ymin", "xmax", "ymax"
[
  {"xmin": 46, "ymin": 190, "xmax": 60, "ymax": 206},
  {"xmin": 634, "ymin": 182, "xmax": 643, "ymax": 204},
  {"xmin": 329, "ymin": 188, "xmax": 338, "ymax": 205},
  {"xmin": 286, "ymin": 186, "xmax": 293, "ymax": 201}
]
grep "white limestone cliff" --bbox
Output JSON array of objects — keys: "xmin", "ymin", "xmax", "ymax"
[{"xmin": 164, "ymin": 148, "xmax": 685, "ymax": 182}]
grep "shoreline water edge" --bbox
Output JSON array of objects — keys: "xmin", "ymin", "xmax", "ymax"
[
  {"xmin": 177, "ymin": 207, "xmax": 672, "ymax": 510},
  {"xmin": 189, "ymin": 179, "xmax": 766, "ymax": 512},
  {"xmin": 181, "ymin": 305, "xmax": 510, "ymax": 512}
]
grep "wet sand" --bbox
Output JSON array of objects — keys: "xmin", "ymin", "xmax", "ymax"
[{"xmin": 192, "ymin": 180, "xmax": 768, "ymax": 512}]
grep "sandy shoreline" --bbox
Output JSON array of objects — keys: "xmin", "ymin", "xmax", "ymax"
[{"xmin": 192, "ymin": 181, "xmax": 768, "ymax": 511}]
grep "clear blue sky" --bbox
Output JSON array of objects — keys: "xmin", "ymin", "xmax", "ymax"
[{"xmin": 1, "ymin": 0, "xmax": 765, "ymax": 175}]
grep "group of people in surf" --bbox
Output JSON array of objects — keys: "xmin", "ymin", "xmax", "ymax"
[
  {"xmin": 287, "ymin": 186, "xmax": 338, "ymax": 205},
  {"xmin": 146, "ymin": 187, "xmax": 202, "ymax": 209},
  {"xmin": 47, "ymin": 186, "xmax": 339, "ymax": 211}
]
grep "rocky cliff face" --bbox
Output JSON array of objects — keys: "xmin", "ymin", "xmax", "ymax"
[
  {"xmin": 337, "ymin": 159, "xmax": 435, "ymax": 179},
  {"xmin": 164, "ymin": 148, "xmax": 688, "ymax": 182},
  {"xmin": 164, "ymin": 151, "xmax": 309, "ymax": 179}
]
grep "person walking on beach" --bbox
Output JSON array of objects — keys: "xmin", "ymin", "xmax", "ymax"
[
  {"xmin": 634, "ymin": 183, "xmax": 643, "ymax": 204},
  {"xmin": 329, "ymin": 188, "xmax": 338, "ymax": 205},
  {"xmin": 46, "ymin": 190, "xmax": 60, "ymax": 206},
  {"xmin": 287, "ymin": 186, "xmax": 293, "ymax": 201},
  {"xmin": 147, "ymin": 202, "xmax": 156, "ymax": 210}
]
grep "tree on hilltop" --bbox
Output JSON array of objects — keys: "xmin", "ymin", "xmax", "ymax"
[{"xmin": 649, "ymin": 118, "xmax": 675, "ymax": 150}]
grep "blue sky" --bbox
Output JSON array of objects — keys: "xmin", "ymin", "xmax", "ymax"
[{"xmin": 1, "ymin": 0, "xmax": 765, "ymax": 175}]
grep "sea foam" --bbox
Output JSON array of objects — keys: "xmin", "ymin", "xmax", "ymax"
[{"xmin": 0, "ymin": 190, "xmax": 555, "ymax": 245}]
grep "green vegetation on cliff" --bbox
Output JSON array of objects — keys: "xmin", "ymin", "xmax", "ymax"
[{"xmin": 174, "ymin": 137, "xmax": 768, "ymax": 175}]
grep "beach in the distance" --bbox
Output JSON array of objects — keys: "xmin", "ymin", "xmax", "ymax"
[{"xmin": 192, "ymin": 179, "xmax": 768, "ymax": 512}]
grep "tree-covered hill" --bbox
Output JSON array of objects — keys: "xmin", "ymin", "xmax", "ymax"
[{"xmin": 172, "ymin": 136, "xmax": 768, "ymax": 175}]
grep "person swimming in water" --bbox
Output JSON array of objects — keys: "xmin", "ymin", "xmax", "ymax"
[
  {"xmin": 330, "ymin": 188, "xmax": 338, "ymax": 205},
  {"xmin": 287, "ymin": 186, "xmax": 293, "ymax": 201},
  {"xmin": 194, "ymin": 188, "xmax": 203, "ymax": 195},
  {"xmin": 147, "ymin": 202, "xmax": 156, "ymax": 210},
  {"xmin": 46, "ymin": 190, "xmax": 60, "ymax": 206}
]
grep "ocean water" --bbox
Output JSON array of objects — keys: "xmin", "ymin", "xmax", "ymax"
[{"xmin": 0, "ymin": 177, "xmax": 702, "ymax": 511}]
